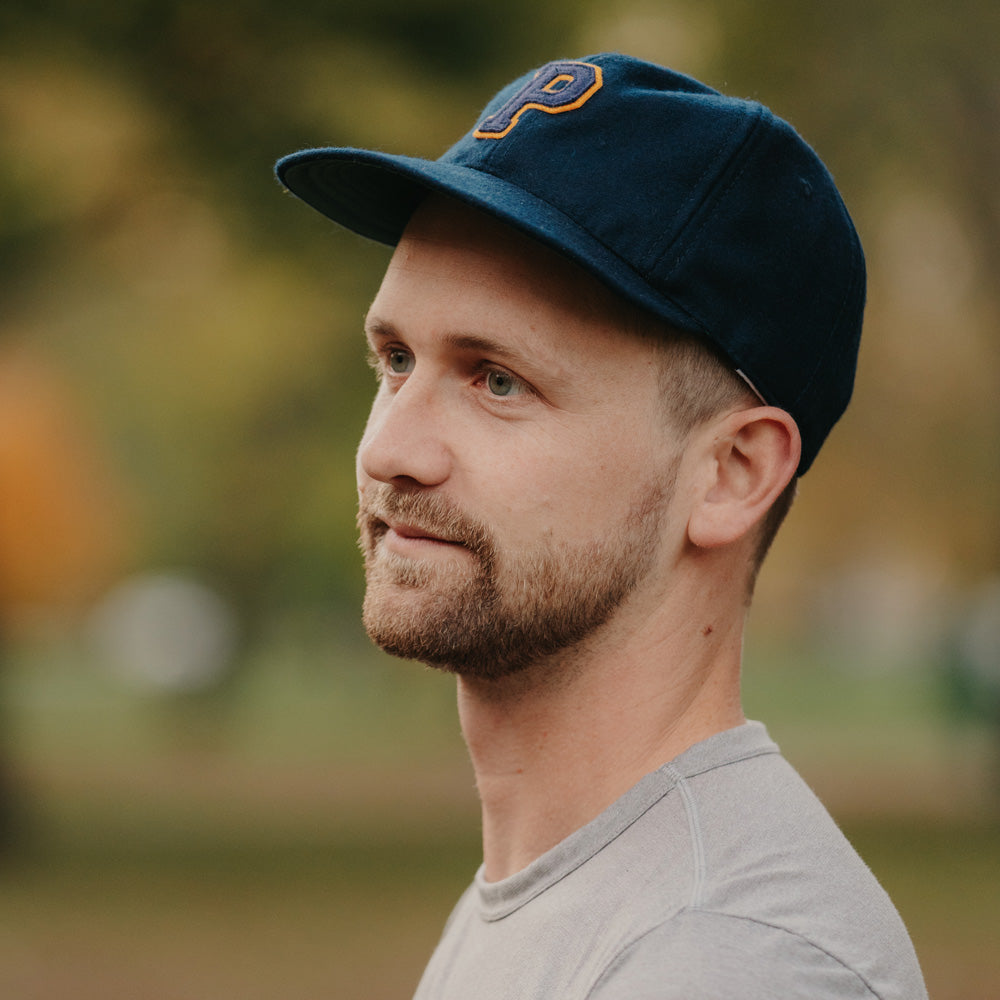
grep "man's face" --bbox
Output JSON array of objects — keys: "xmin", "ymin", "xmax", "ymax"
[{"xmin": 356, "ymin": 197, "xmax": 685, "ymax": 681}]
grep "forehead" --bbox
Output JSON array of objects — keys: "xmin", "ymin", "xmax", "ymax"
[{"xmin": 370, "ymin": 194, "xmax": 655, "ymax": 362}]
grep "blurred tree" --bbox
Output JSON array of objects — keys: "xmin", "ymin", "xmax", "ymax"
[
  {"xmin": 0, "ymin": 0, "xmax": 600, "ymax": 631},
  {"xmin": 0, "ymin": 350, "xmax": 128, "ymax": 614},
  {"xmin": 1, "ymin": 0, "xmax": 588, "ymax": 240}
]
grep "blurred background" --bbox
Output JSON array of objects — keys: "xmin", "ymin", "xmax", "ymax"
[{"xmin": 0, "ymin": 0, "xmax": 998, "ymax": 996}]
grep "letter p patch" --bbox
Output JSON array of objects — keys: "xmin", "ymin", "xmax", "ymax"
[{"xmin": 474, "ymin": 61, "xmax": 603, "ymax": 140}]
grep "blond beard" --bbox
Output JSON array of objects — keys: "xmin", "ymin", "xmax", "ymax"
[{"xmin": 357, "ymin": 477, "xmax": 670, "ymax": 680}]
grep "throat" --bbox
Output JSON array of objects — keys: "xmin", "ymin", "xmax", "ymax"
[
  {"xmin": 456, "ymin": 635, "xmax": 745, "ymax": 882},
  {"xmin": 457, "ymin": 662, "xmax": 634, "ymax": 881}
]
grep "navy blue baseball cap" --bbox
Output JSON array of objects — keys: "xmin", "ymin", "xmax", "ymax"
[{"xmin": 276, "ymin": 53, "xmax": 865, "ymax": 474}]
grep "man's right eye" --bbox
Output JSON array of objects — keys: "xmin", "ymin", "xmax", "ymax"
[{"xmin": 387, "ymin": 349, "xmax": 414, "ymax": 374}]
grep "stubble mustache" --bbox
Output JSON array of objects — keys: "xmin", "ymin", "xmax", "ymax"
[{"xmin": 357, "ymin": 485, "xmax": 496, "ymax": 570}]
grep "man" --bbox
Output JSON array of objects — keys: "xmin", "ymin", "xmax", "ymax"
[{"xmin": 277, "ymin": 53, "xmax": 927, "ymax": 999}]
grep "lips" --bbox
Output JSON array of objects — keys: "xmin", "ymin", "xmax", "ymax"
[{"xmin": 384, "ymin": 520, "xmax": 462, "ymax": 546}]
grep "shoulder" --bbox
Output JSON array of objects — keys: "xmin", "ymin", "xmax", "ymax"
[{"xmin": 587, "ymin": 908, "xmax": 924, "ymax": 1000}]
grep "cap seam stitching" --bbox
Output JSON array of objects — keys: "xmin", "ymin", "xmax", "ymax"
[{"xmin": 650, "ymin": 104, "xmax": 766, "ymax": 279}]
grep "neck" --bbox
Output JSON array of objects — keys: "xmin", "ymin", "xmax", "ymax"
[{"xmin": 456, "ymin": 597, "xmax": 745, "ymax": 882}]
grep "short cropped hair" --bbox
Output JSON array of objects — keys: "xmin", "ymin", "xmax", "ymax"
[
  {"xmin": 561, "ymin": 260, "xmax": 796, "ymax": 598},
  {"xmin": 626, "ymin": 306, "xmax": 798, "ymax": 597}
]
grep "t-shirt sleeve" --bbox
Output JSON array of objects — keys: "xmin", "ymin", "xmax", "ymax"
[{"xmin": 587, "ymin": 909, "xmax": 883, "ymax": 1000}]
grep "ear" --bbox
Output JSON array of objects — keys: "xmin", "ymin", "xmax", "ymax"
[{"xmin": 687, "ymin": 407, "xmax": 801, "ymax": 550}]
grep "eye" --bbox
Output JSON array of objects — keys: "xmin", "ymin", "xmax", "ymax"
[
  {"xmin": 387, "ymin": 349, "xmax": 414, "ymax": 375},
  {"xmin": 486, "ymin": 369, "xmax": 525, "ymax": 397}
]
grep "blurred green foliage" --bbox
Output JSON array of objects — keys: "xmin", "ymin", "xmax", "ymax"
[{"xmin": 0, "ymin": 0, "xmax": 608, "ymax": 627}]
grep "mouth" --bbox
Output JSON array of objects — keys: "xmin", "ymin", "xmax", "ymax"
[
  {"xmin": 372, "ymin": 518, "xmax": 470, "ymax": 560},
  {"xmin": 385, "ymin": 520, "xmax": 462, "ymax": 545}
]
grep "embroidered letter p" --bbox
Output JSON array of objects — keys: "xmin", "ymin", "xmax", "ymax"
[{"xmin": 474, "ymin": 61, "xmax": 603, "ymax": 140}]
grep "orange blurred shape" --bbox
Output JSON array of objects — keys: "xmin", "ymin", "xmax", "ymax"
[{"xmin": 0, "ymin": 347, "xmax": 131, "ymax": 626}]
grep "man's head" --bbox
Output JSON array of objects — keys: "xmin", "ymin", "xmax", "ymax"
[
  {"xmin": 275, "ymin": 52, "xmax": 863, "ymax": 675},
  {"xmin": 355, "ymin": 196, "xmax": 678, "ymax": 679},
  {"xmin": 353, "ymin": 194, "xmax": 799, "ymax": 679}
]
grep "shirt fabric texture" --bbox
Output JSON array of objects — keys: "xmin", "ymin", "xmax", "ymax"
[{"xmin": 413, "ymin": 721, "xmax": 927, "ymax": 999}]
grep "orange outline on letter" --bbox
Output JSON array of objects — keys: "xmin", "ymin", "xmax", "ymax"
[{"xmin": 474, "ymin": 63, "xmax": 603, "ymax": 140}]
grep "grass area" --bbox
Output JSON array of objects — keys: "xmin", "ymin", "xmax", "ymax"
[
  {"xmin": 0, "ymin": 817, "xmax": 996, "ymax": 1000},
  {"xmin": 0, "ymin": 832, "xmax": 481, "ymax": 1000},
  {"xmin": 0, "ymin": 631, "xmax": 997, "ymax": 998}
]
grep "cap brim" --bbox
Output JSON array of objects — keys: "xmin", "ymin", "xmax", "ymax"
[{"xmin": 275, "ymin": 147, "xmax": 705, "ymax": 340}]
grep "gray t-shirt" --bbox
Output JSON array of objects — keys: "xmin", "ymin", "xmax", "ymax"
[{"xmin": 413, "ymin": 722, "xmax": 927, "ymax": 999}]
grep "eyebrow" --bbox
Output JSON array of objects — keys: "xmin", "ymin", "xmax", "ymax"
[
  {"xmin": 366, "ymin": 318, "xmax": 532, "ymax": 367},
  {"xmin": 364, "ymin": 317, "xmax": 398, "ymax": 344},
  {"xmin": 439, "ymin": 332, "xmax": 530, "ymax": 365}
]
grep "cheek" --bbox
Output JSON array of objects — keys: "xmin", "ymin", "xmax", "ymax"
[{"xmin": 498, "ymin": 438, "xmax": 654, "ymax": 538}]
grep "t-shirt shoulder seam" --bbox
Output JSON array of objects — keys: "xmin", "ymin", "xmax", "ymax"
[
  {"xmin": 675, "ymin": 742, "xmax": 780, "ymax": 782},
  {"xmin": 586, "ymin": 907, "xmax": 885, "ymax": 1000}
]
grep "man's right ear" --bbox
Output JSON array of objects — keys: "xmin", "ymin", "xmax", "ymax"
[{"xmin": 686, "ymin": 406, "xmax": 800, "ymax": 551}]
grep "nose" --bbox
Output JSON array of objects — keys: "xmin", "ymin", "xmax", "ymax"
[{"xmin": 356, "ymin": 375, "xmax": 452, "ymax": 489}]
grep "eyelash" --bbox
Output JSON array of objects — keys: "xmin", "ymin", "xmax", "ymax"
[
  {"xmin": 366, "ymin": 346, "xmax": 410, "ymax": 380},
  {"xmin": 474, "ymin": 364, "xmax": 530, "ymax": 399}
]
